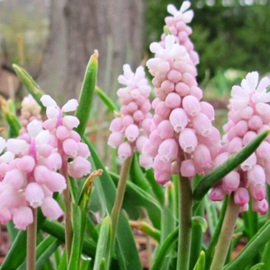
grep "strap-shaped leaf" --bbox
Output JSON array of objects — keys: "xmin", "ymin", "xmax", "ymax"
[
  {"xmin": 151, "ymin": 228, "xmax": 178, "ymax": 270},
  {"xmin": 193, "ymin": 251, "xmax": 206, "ymax": 270},
  {"xmin": 0, "ymin": 97, "xmax": 21, "ymax": 137},
  {"xmin": 75, "ymin": 51, "xmax": 98, "ymax": 136},
  {"xmin": 93, "ymin": 216, "xmax": 112, "ymax": 270},
  {"xmin": 12, "ymin": 64, "xmax": 45, "ymax": 109},
  {"xmin": 95, "ymin": 86, "xmax": 118, "ymax": 112},
  {"xmin": 193, "ymin": 130, "xmax": 269, "ymax": 201}
]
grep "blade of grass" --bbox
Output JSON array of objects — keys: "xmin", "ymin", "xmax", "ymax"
[{"xmin": 75, "ymin": 51, "xmax": 98, "ymax": 136}]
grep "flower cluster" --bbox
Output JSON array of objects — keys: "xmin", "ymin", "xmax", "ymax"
[
  {"xmin": 0, "ymin": 124, "xmax": 65, "ymax": 229},
  {"xmin": 142, "ymin": 35, "xmax": 220, "ymax": 184},
  {"xmin": 0, "ymin": 95, "xmax": 91, "ymax": 229},
  {"xmin": 210, "ymin": 72, "xmax": 270, "ymax": 214},
  {"xmin": 108, "ymin": 64, "xmax": 152, "ymax": 161},
  {"xmin": 40, "ymin": 95, "xmax": 91, "ymax": 178},
  {"xmin": 160, "ymin": 1, "xmax": 199, "ymax": 67}
]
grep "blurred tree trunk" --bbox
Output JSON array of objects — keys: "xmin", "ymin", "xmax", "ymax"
[
  {"xmin": 38, "ymin": 0, "xmax": 145, "ymax": 100},
  {"xmin": 38, "ymin": 0, "xmax": 68, "ymax": 100}
]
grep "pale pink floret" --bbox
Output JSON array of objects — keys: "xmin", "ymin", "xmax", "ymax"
[
  {"xmin": 68, "ymin": 156, "xmax": 91, "ymax": 178},
  {"xmin": 180, "ymin": 159, "xmax": 195, "ymax": 178},
  {"xmin": 234, "ymin": 188, "xmax": 249, "ymax": 206},
  {"xmin": 25, "ymin": 183, "xmax": 45, "ymax": 208},
  {"xmin": 41, "ymin": 197, "xmax": 64, "ymax": 220},
  {"xmin": 13, "ymin": 207, "xmax": 33, "ymax": 230},
  {"xmin": 169, "ymin": 108, "xmax": 188, "ymax": 132},
  {"xmin": 210, "ymin": 185, "xmax": 225, "ymax": 201},
  {"xmin": 179, "ymin": 128, "xmax": 197, "ymax": 153},
  {"xmin": 158, "ymin": 139, "xmax": 178, "ymax": 163},
  {"xmin": 118, "ymin": 142, "xmax": 132, "ymax": 161}
]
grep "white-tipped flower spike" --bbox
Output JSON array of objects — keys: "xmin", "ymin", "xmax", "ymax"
[
  {"xmin": 40, "ymin": 95, "xmax": 91, "ymax": 179},
  {"xmin": 107, "ymin": 65, "xmax": 152, "ymax": 162},
  {"xmin": 143, "ymin": 34, "xmax": 221, "ymax": 185},
  {"xmin": 210, "ymin": 72, "xmax": 270, "ymax": 214},
  {"xmin": 161, "ymin": 2, "xmax": 199, "ymax": 66}
]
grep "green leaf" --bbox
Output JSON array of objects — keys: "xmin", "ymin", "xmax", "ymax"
[
  {"xmin": 146, "ymin": 169, "xmax": 164, "ymax": 206},
  {"xmin": 193, "ymin": 130, "xmax": 269, "ymax": 201},
  {"xmin": 224, "ymin": 219, "xmax": 270, "ymax": 270},
  {"xmin": 12, "ymin": 64, "xmax": 45, "ymax": 109},
  {"xmin": 157, "ymin": 182, "xmax": 176, "ymax": 270},
  {"xmin": 1, "ymin": 231, "xmax": 27, "ymax": 270},
  {"xmin": 6, "ymin": 221, "xmax": 18, "ymax": 243},
  {"xmin": 68, "ymin": 206, "xmax": 87, "ymax": 270},
  {"xmin": 93, "ymin": 216, "xmax": 112, "ymax": 270},
  {"xmin": 249, "ymin": 263, "xmax": 264, "ymax": 270},
  {"xmin": 130, "ymin": 153, "xmax": 152, "ymax": 194},
  {"xmin": 42, "ymin": 220, "xmax": 97, "ymax": 257},
  {"xmin": 0, "ymin": 97, "xmax": 21, "ymax": 137},
  {"xmin": 57, "ymin": 250, "xmax": 67, "ymax": 270},
  {"xmin": 75, "ymin": 51, "xmax": 98, "ymax": 136},
  {"xmin": 17, "ymin": 236, "xmax": 61, "ymax": 270},
  {"xmin": 193, "ymin": 251, "xmax": 205, "ymax": 270},
  {"xmin": 192, "ymin": 216, "xmax": 208, "ymax": 233},
  {"xmin": 151, "ymin": 228, "xmax": 178, "ymax": 270},
  {"xmin": 95, "ymin": 86, "xmax": 118, "ymax": 112},
  {"xmin": 204, "ymin": 196, "xmax": 218, "ymax": 236}
]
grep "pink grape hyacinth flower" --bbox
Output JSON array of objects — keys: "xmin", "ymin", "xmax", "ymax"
[
  {"xmin": 143, "ymin": 35, "xmax": 221, "ymax": 185},
  {"xmin": 0, "ymin": 122, "xmax": 66, "ymax": 229},
  {"xmin": 160, "ymin": 1, "xmax": 199, "ymax": 67},
  {"xmin": 210, "ymin": 71, "xmax": 270, "ymax": 214},
  {"xmin": 108, "ymin": 64, "xmax": 152, "ymax": 162},
  {"xmin": 40, "ymin": 95, "xmax": 91, "ymax": 178}
]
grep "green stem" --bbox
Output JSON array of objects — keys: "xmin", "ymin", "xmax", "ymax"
[
  {"xmin": 27, "ymin": 208, "xmax": 37, "ymax": 270},
  {"xmin": 63, "ymin": 186, "xmax": 72, "ymax": 262},
  {"xmin": 62, "ymin": 164, "xmax": 73, "ymax": 264},
  {"xmin": 111, "ymin": 153, "xmax": 133, "ymax": 243},
  {"xmin": 210, "ymin": 195, "xmax": 239, "ymax": 270},
  {"xmin": 177, "ymin": 174, "xmax": 192, "ymax": 270}
]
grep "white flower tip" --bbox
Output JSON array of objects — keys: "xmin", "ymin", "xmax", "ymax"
[
  {"xmin": 40, "ymin": 95, "xmax": 57, "ymax": 108},
  {"xmin": 27, "ymin": 120, "xmax": 43, "ymax": 137},
  {"xmin": 62, "ymin": 99, "xmax": 78, "ymax": 112},
  {"xmin": 149, "ymin": 42, "xmax": 161, "ymax": 54},
  {"xmin": 167, "ymin": 4, "xmax": 178, "ymax": 15},
  {"xmin": 0, "ymin": 137, "xmax": 6, "ymax": 153},
  {"xmin": 180, "ymin": 1, "xmax": 191, "ymax": 13}
]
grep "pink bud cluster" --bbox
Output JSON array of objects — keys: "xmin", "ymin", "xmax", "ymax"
[
  {"xmin": 0, "ymin": 125, "xmax": 65, "ymax": 230},
  {"xmin": 40, "ymin": 95, "xmax": 91, "ymax": 178},
  {"xmin": 0, "ymin": 95, "xmax": 92, "ymax": 229},
  {"xmin": 210, "ymin": 72, "xmax": 270, "ymax": 214},
  {"xmin": 160, "ymin": 1, "xmax": 199, "ymax": 67},
  {"xmin": 19, "ymin": 95, "xmax": 42, "ymax": 140},
  {"xmin": 142, "ymin": 35, "xmax": 220, "ymax": 184},
  {"xmin": 108, "ymin": 64, "xmax": 152, "ymax": 161}
]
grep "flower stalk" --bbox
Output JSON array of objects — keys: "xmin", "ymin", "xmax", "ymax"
[
  {"xmin": 210, "ymin": 195, "xmax": 239, "ymax": 270},
  {"xmin": 111, "ymin": 153, "xmax": 133, "ymax": 242},
  {"xmin": 177, "ymin": 168, "xmax": 192, "ymax": 270},
  {"xmin": 27, "ymin": 208, "xmax": 37, "ymax": 270}
]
